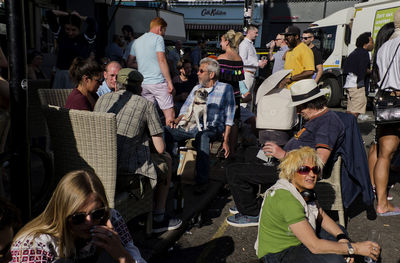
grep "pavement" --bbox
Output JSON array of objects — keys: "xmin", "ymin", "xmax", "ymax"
[{"xmin": 128, "ymin": 109, "xmax": 400, "ymax": 263}]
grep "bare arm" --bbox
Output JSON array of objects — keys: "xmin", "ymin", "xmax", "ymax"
[
  {"xmin": 157, "ymin": 52, "xmax": 174, "ymax": 94},
  {"xmin": 263, "ymin": 143, "xmax": 331, "ymax": 164},
  {"xmin": 293, "ymin": 70, "xmax": 314, "ymax": 81},
  {"xmin": 151, "ymin": 134, "xmax": 165, "ymax": 154},
  {"xmin": 126, "ymin": 55, "xmax": 137, "ymax": 69},
  {"xmin": 0, "ymin": 48, "xmax": 8, "ymax": 68},
  {"xmin": 222, "ymin": 125, "xmax": 232, "ymax": 158},
  {"xmin": 315, "ymin": 64, "xmax": 323, "ymax": 83},
  {"xmin": 316, "ymin": 148, "xmax": 331, "ymax": 164}
]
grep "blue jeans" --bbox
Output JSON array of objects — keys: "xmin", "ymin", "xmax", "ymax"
[
  {"xmin": 261, "ymin": 227, "xmax": 347, "ymax": 263},
  {"xmin": 164, "ymin": 126, "xmax": 221, "ymax": 184}
]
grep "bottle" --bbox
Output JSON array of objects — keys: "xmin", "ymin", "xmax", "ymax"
[{"xmin": 173, "ymin": 180, "xmax": 184, "ymax": 213}]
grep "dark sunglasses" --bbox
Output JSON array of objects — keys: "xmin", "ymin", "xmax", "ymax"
[
  {"xmin": 69, "ymin": 207, "xmax": 107, "ymax": 225},
  {"xmin": 302, "ymin": 37, "xmax": 312, "ymax": 40},
  {"xmin": 198, "ymin": 69, "xmax": 208, "ymax": 73},
  {"xmin": 297, "ymin": 166, "xmax": 321, "ymax": 175}
]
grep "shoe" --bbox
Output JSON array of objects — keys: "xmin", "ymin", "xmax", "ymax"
[
  {"xmin": 152, "ymin": 215, "xmax": 182, "ymax": 233},
  {"xmin": 226, "ymin": 213, "xmax": 259, "ymax": 227},
  {"xmin": 229, "ymin": 206, "xmax": 239, "ymax": 215},
  {"xmin": 377, "ymin": 206, "xmax": 400, "ymax": 217}
]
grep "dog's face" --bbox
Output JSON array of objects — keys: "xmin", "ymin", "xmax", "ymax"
[{"xmin": 194, "ymin": 89, "xmax": 209, "ymax": 103}]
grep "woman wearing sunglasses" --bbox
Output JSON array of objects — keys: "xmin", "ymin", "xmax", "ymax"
[
  {"xmin": 256, "ymin": 147, "xmax": 380, "ymax": 262},
  {"xmin": 10, "ymin": 170, "xmax": 146, "ymax": 263}
]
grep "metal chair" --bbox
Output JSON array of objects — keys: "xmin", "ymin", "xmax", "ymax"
[{"xmin": 42, "ymin": 105, "xmax": 153, "ymax": 233}]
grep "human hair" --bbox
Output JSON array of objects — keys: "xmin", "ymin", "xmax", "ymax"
[
  {"xmin": 247, "ymin": 24, "xmax": 258, "ymax": 32},
  {"xmin": 278, "ymin": 147, "xmax": 324, "ymax": 181},
  {"xmin": 223, "ymin": 30, "xmax": 244, "ymax": 50},
  {"xmin": 150, "ymin": 17, "xmax": 167, "ymax": 30},
  {"xmin": 122, "ymin": 24, "xmax": 134, "ymax": 35},
  {"xmin": 0, "ymin": 198, "xmax": 21, "ymax": 231},
  {"xmin": 372, "ymin": 22, "xmax": 394, "ymax": 83},
  {"xmin": 300, "ymin": 95, "xmax": 327, "ymax": 110},
  {"xmin": 60, "ymin": 13, "xmax": 82, "ymax": 29},
  {"xmin": 356, "ymin": 32, "xmax": 371, "ymax": 48},
  {"xmin": 105, "ymin": 61, "xmax": 122, "ymax": 73},
  {"xmin": 69, "ymin": 57, "xmax": 103, "ymax": 85},
  {"xmin": 176, "ymin": 59, "xmax": 191, "ymax": 71},
  {"xmin": 27, "ymin": 49, "xmax": 42, "ymax": 64},
  {"xmin": 200, "ymin": 57, "xmax": 220, "ymax": 79},
  {"xmin": 13, "ymin": 170, "xmax": 109, "ymax": 258},
  {"xmin": 302, "ymin": 29, "xmax": 315, "ymax": 36}
]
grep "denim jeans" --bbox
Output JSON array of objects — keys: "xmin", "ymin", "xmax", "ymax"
[
  {"xmin": 164, "ymin": 126, "xmax": 221, "ymax": 184},
  {"xmin": 261, "ymin": 227, "xmax": 347, "ymax": 263}
]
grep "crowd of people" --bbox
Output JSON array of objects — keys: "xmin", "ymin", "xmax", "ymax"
[{"xmin": 2, "ymin": 6, "xmax": 400, "ymax": 263}]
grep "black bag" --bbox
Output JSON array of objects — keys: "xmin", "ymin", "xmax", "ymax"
[{"xmin": 373, "ymin": 42, "xmax": 400, "ymax": 124}]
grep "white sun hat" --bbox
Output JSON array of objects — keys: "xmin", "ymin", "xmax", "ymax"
[{"xmin": 288, "ymin": 79, "xmax": 329, "ymax": 107}]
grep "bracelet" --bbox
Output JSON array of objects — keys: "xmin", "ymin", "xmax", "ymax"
[{"xmin": 336, "ymin": 233, "xmax": 348, "ymax": 241}]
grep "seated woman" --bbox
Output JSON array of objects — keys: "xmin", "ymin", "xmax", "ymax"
[
  {"xmin": 227, "ymin": 79, "xmax": 345, "ymax": 227},
  {"xmin": 10, "ymin": 170, "xmax": 146, "ymax": 263},
  {"xmin": 257, "ymin": 146, "xmax": 380, "ymax": 262},
  {"xmin": 65, "ymin": 57, "xmax": 103, "ymax": 111}
]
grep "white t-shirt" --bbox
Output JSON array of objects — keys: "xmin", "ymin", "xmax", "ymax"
[
  {"xmin": 377, "ymin": 36, "xmax": 400, "ymax": 90},
  {"xmin": 343, "ymin": 72, "xmax": 357, "ymax": 89}
]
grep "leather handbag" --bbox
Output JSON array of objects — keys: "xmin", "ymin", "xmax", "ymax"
[{"xmin": 373, "ymin": 42, "xmax": 400, "ymax": 124}]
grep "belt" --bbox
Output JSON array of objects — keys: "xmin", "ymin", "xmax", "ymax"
[{"xmin": 245, "ymin": 70, "xmax": 255, "ymax": 74}]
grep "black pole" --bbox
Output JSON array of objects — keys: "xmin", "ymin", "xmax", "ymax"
[{"xmin": 5, "ymin": 0, "xmax": 31, "ymax": 221}]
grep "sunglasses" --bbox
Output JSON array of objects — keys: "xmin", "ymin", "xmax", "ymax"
[
  {"xmin": 297, "ymin": 166, "xmax": 321, "ymax": 175},
  {"xmin": 302, "ymin": 36, "xmax": 312, "ymax": 40},
  {"xmin": 68, "ymin": 207, "xmax": 107, "ymax": 225},
  {"xmin": 198, "ymin": 69, "xmax": 208, "ymax": 73}
]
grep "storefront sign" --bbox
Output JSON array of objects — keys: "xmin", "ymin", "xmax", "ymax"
[{"xmin": 201, "ymin": 8, "xmax": 227, "ymax": 16}]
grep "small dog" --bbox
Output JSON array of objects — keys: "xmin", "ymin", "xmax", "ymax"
[{"xmin": 177, "ymin": 88, "xmax": 208, "ymax": 132}]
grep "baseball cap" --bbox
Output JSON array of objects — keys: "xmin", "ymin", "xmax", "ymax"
[
  {"xmin": 282, "ymin": 26, "xmax": 301, "ymax": 36},
  {"xmin": 117, "ymin": 68, "xmax": 143, "ymax": 87}
]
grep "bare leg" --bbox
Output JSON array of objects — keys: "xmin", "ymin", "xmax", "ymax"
[
  {"xmin": 153, "ymin": 153, "xmax": 172, "ymax": 211},
  {"xmin": 374, "ymin": 135, "xmax": 399, "ymax": 213},
  {"xmin": 368, "ymin": 142, "xmax": 377, "ymax": 187},
  {"xmin": 162, "ymin": 107, "xmax": 175, "ymax": 126}
]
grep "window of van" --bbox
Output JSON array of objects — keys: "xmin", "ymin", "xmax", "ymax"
[{"xmin": 313, "ymin": 26, "xmax": 336, "ymax": 62}]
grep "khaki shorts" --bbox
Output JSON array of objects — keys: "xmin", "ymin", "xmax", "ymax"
[{"xmin": 346, "ymin": 87, "xmax": 367, "ymax": 114}]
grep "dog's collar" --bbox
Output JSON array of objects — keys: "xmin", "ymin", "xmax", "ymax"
[{"xmin": 194, "ymin": 102, "xmax": 207, "ymax": 105}]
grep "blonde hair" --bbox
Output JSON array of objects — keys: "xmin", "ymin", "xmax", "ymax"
[
  {"xmin": 278, "ymin": 147, "xmax": 324, "ymax": 181},
  {"xmin": 222, "ymin": 30, "xmax": 244, "ymax": 51},
  {"xmin": 13, "ymin": 170, "xmax": 109, "ymax": 258},
  {"xmin": 150, "ymin": 17, "xmax": 167, "ymax": 30}
]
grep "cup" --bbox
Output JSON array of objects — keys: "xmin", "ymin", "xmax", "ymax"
[{"xmin": 364, "ymin": 229, "xmax": 380, "ymax": 263}]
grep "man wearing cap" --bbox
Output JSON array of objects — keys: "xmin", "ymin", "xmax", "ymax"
[
  {"xmin": 280, "ymin": 26, "xmax": 315, "ymax": 89},
  {"xmin": 94, "ymin": 68, "xmax": 182, "ymax": 233},
  {"xmin": 239, "ymin": 24, "xmax": 268, "ymax": 107},
  {"xmin": 227, "ymin": 79, "xmax": 344, "ymax": 227},
  {"xmin": 97, "ymin": 61, "xmax": 122, "ymax": 96}
]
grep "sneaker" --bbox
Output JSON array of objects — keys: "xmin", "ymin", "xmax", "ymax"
[
  {"xmin": 229, "ymin": 206, "xmax": 239, "ymax": 215},
  {"xmin": 226, "ymin": 213, "xmax": 259, "ymax": 227},
  {"xmin": 152, "ymin": 215, "xmax": 182, "ymax": 233}
]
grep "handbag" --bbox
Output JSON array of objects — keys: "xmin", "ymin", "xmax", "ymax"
[{"xmin": 373, "ymin": 41, "xmax": 400, "ymax": 124}]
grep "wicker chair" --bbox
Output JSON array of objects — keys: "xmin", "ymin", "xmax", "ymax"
[
  {"xmin": 38, "ymin": 89, "xmax": 72, "ymax": 107},
  {"xmin": 42, "ymin": 106, "xmax": 153, "ymax": 233},
  {"xmin": 314, "ymin": 156, "xmax": 345, "ymax": 226}
]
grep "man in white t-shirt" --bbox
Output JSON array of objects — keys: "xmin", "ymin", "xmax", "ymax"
[{"xmin": 128, "ymin": 17, "xmax": 175, "ymax": 126}]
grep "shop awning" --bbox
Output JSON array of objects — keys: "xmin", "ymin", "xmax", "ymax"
[{"xmin": 185, "ymin": 23, "xmax": 243, "ymax": 31}]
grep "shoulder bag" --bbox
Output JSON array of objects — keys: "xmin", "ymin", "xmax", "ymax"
[{"xmin": 374, "ymin": 41, "xmax": 400, "ymax": 124}]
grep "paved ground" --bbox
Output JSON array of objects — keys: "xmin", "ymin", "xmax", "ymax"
[{"xmin": 133, "ymin": 109, "xmax": 400, "ymax": 263}]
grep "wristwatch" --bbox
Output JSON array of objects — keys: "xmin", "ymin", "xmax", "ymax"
[{"xmin": 347, "ymin": 242, "xmax": 355, "ymax": 255}]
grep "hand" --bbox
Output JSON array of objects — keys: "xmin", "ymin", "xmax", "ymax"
[
  {"xmin": 222, "ymin": 141, "xmax": 230, "ymax": 158},
  {"xmin": 169, "ymin": 116, "xmax": 182, "ymax": 128},
  {"xmin": 269, "ymin": 40, "xmax": 275, "ymax": 50},
  {"xmin": 258, "ymin": 60, "xmax": 268, "ymax": 69},
  {"xmin": 278, "ymin": 78, "xmax": 291, "ymax": 89},
  {"xmin": 167, "ymin": 81, "xmax": 175, "ymax": 95},
  {"xmin": 262, "ymin": 141, "xmax": 286, "ymax": 159},
  {"xmin": 353, "ymin": 241, "xmax": 380, "ymax": 261},
  {"xmin": 90, "ymin": 220, "xmax": 135, "ymax": 263}
]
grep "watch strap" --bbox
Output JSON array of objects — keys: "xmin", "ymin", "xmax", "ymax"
[
  {"xmin": 347, "ymin": 242, "xmax": 355, "ymax": 255},
  {"xmin": 336, "ymin": 233, "xmax": 348, "ymax": 241}
]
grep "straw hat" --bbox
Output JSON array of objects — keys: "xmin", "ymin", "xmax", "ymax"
[
  {"xmin": 255, "ymin": 69, "xmax": 292, "ymax": 105},
  {"xmin": 288, "ymin": 79, "xmax": 329, "ymax": 107}
]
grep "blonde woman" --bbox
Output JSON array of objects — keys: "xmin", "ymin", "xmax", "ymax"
[
  {"xmin": 10, "ymin": 170, "xmax": 146, "ymax": 263},
  {"xmin": 256, "ymin": 147, "xmax": 380, "ymax": 263}
]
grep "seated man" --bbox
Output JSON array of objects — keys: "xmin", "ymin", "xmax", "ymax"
[
  {"xmin": 227, "ymin": 79, "xmax": 345, "ymax": 227},
  {"xmin": 94, "ymin": 68, "xmax": 182, "ymax": 233},
  {"xmin": 165, "ymin": 57, "xmax": 235, "ymax": 194},
  {"xmin": 97, "ymin": 61, "xmax": 122, "ymax": 96}
]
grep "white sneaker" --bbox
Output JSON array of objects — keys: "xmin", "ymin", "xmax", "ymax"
[{"xmin": 358, "ymin": 114, "xmax": 371, "ymax": 121}]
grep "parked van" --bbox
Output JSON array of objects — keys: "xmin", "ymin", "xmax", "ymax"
[{"xmin": 309, "ymin": 0, "xmax": 400, "ymax": 107}]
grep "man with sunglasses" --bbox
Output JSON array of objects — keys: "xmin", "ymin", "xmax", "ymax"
[
  {"xmin": 267, "ymin": 33, "xmax": 288, "ymax": 74},
  {"xmin": 279, "ymin": 26, "xmax": 315, "ymax": 89},
  {"xmin": 302, "ymin": 29, "xmax": 323, "ymax": 83},
  {"xmin": 97, "ymin": 61, "xmax": 122, "ymax": 96},
  {"xmin": 227, "ymin": 79, "xmax": 344, "ymax": 227}
]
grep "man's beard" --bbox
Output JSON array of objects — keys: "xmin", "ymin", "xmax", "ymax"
[{"xmin": 199, "ymin": 79, "xmax": 210, "ymax": 88}]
